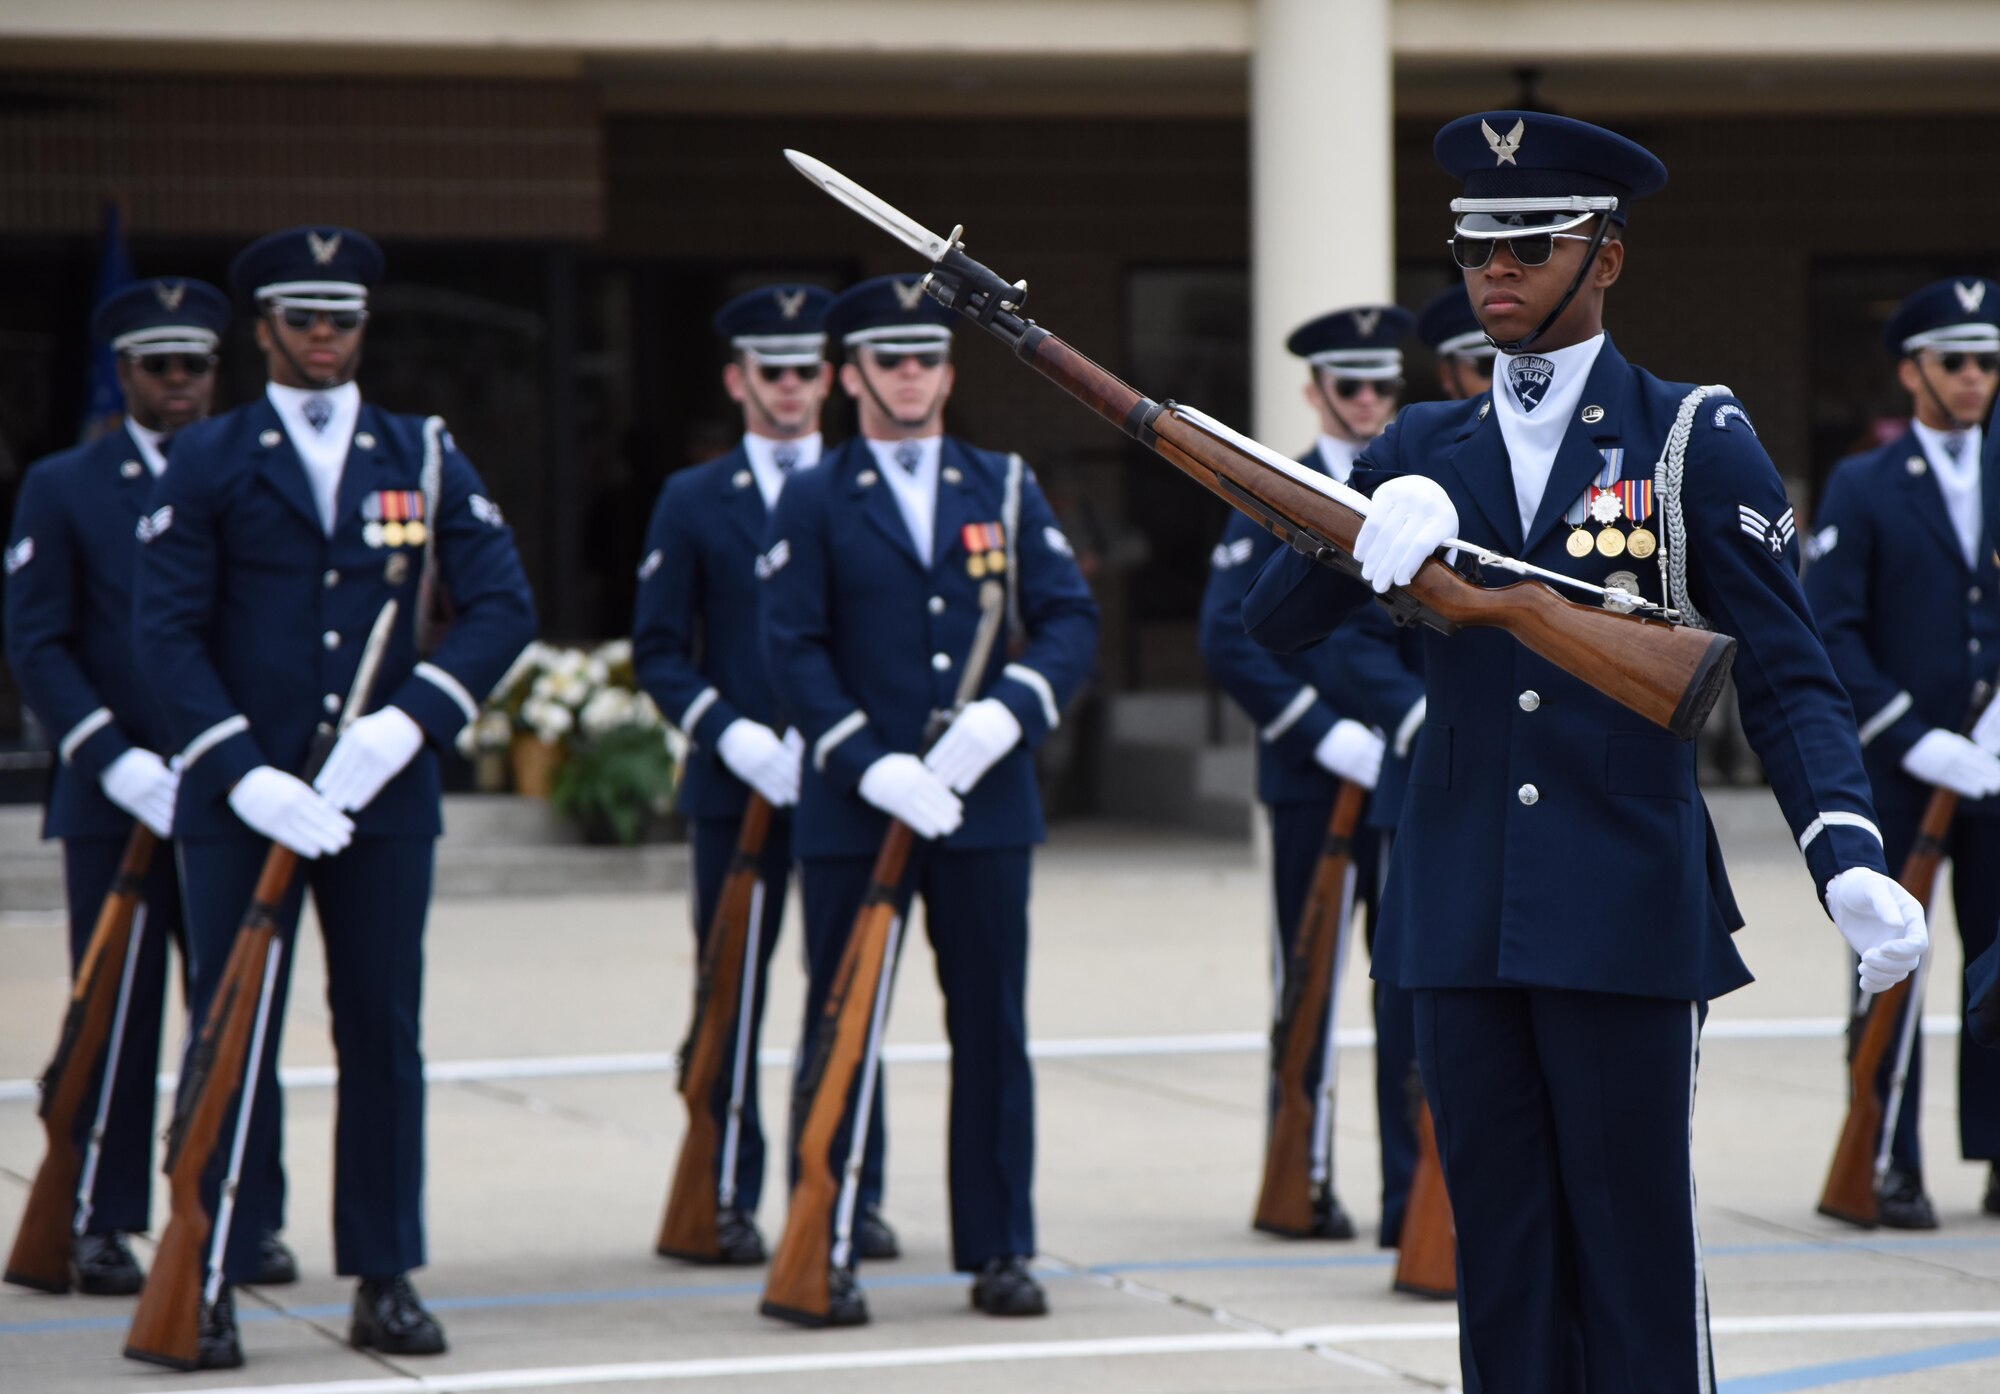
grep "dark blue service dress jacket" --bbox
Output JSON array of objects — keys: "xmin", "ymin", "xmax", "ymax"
[
  {"xmin": 1803, "ymin": 427, "xmax": 2000, "ymax": 827},
  {"xmin": 760, "ymin": 436, "xmax": 1099, "ymax": 859},
  {"xmin": 633, "ymin": 442, "xmax": 787, "ymax": 820},
  {"xmin": 6, "ymin": 425, "xmax": 177, "ymax": 838},
  {"xmin": 131, "ymin": 397, "xmax": 537, "ymax": 839},
  {"xmin": 1244, "ymin": 338, "xmax": 1887, "ymax": 1002}
]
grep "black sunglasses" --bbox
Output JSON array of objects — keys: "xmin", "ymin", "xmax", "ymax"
[
  {"xmin": 133, "ymin": 353, "xmax": 215, "ymax": 378},
  {"xmin": 867, "ymin": 348, "xmax": 948, "ymax": 371},
  {"xmin": 1325, "ymin": 376, "xmax": 1401, "ymax": 401},
  {"xmin": 754, "ymin": 362, "xmax": 821, "ymax": 384},
  {"xmin": 1936, "ymin": 351, "xmax": 2000, "ymax": 375},
  {"xmin": 278, "ymin": 307, "xmax": 365, "ymax": 332},
  {"xmin": 1449, "ymin": 231, "xmax": 1594, "ymax": 271}
]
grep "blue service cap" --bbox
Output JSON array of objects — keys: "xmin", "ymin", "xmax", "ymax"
[
  {"xmin": 1285, "ymin": 304, "xmax": 1413, "ymax": 379},
  {"xmin": 1415, "ymin": 285, "xmax": 1494, "ymax": 359},
  {"xmin": 823, "ymin": 274, "xmax": 954, "ymax": 357},
  {"xmin": 712, "ymin": 284, "xmax": 832, "ymax": 366},
  {"xmin": 92, "ymin": 277, "xmax": 231, "ymax": 356},
  {"xmin": 229, "ymin": 225, "xmax": 383, "ymax": 312},
  {"xmin": 1883, "ymin": 277, "xmax": 2000, "ymax": 357},
  {"xmin": 1434, "ymin": 111, "xmax": 1666, "ymax": 237}
]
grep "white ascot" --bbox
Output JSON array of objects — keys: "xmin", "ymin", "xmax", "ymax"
[
  {"xmin": 267, "ymin": 381, "xmax": 360, "ymax": 535},
  {"xmin": 1912, "ymin": 418, "xmax": 1984, "ymax": 569},
  {"xmin": 125, "ymin": 420, "xmax": 169, "ymax": 478},
  {"xmin": 1492, "ymin": 333, "xmax": 1606, "ymax": 538},
  {"xmin": 743, "ymin": 431, "xmax": 822, "ymax": 510},
  {"xmin": 1314, "ymin": 434, "xmax": 1361, "ymax": 484},
  {"xmin": 867, "ymin": 434, "xmax": 943, "ymax": 563}
]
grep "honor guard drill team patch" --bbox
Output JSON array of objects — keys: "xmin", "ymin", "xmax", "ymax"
[
  {"xmin": 962, "ymin": 522, "xmax": 1007, "ymax": 578},
  {"xmin": 362, "ymin": 490, "xmax": 428, "ymax": 549},
  {"xmin": 1508, "ymin": 354, "xmax": 1554, "ymax": 412}
]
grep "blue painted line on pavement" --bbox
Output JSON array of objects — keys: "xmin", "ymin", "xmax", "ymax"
[{"xmin": 1718, "ymin": 1336, "xmax": 2000, "ymax": 1392}]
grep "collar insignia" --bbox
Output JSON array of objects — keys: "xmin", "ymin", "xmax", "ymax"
[
  {"xmin": 1957, "ymin": 281, "xmax": 1989, "ymax": 314},
  {"xmin": 307, "ymin": 230, "xmax": 342, "ymax": 266},
  {"xmin": 1482, "ymin": 118, "xmax": 1525, "ymax": 167},
  {"xmin": 775, "ymin": 288, "xmax": 808, "ymax": 321},
  {"xmin": 891, "ymin": 278, "xmax": 928, "ymax": 311},
  {"xmin": 154, "ymin": 280, "xmax": 186, "ymax": 312}
]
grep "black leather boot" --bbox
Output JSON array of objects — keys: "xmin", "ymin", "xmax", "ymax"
[
  {"xmin": 71, "ymin": 1232, "xmax": 144, "ymax": 1296},
  {"xmin": 351, "ymin": 1273, "xmax": 448, "ymax": 1356},
  {"xmin": 970, "ymin": 1256, "xmax": 1048, "ymax": 1316}
]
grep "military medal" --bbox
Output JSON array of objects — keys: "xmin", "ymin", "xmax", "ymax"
[
  {"xmin": 1566, "ymin": 529, "xmax": 1595, "ymax": 558},
  {"xmin": 382, "ymin": 520, "xmax": 407, "ymax": 548},
  {"xmin": 405, "ymin": 520, "xmax": 427, "ymax": 546},
  {"xmin": 1596, "ymin": 525, "xmax": 1626, "ymax": 557},
  {"xmin": 963, "ymin": 521, "xmax": 1006, "ymax": 578},
  {"xmin": 363, "ymin": 522, "xmax": 385, "ymax": 549},
  {"xmin": 967, "ymin": 554, "xmax": 987, "ymax": 578},
  {"xmin": 1619, "ymin": 478, "xmax": 1657, "ymax": 560},
  {"xmin": 1562, "ymin": 482, "xmax": 1595, "ymax": 557}
]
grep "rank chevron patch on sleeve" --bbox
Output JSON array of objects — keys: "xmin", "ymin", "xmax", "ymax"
[{"xmin": 1738, "ymin": 503, "xmax": 1795, "ymax": 556}]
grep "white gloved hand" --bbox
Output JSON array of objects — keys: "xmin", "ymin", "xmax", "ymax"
[
  {"xmin": 100, "ymin": 748, "xmax": 179, "ymax": 838},
  {"xmin": 229, "ymin": 766, "xmax": 354, "ymax": 859},
  {"xmin": 858, "ymin": 753, "xmax": 964, "ymax": 840},
  {"xmin": 1970, "ymin": 699, "xmax": 2000, "ymax": 757},
  {"xmin": 1314, "ymin": 719, "xmax": 1384, "ymax": 790},
  {"xmin": 1825, "ymin": 866, "xmax": 1929, "ymax": 994},
  {"xmin": 717, "ymin": 719, "xmax": 802, "ymax": 807},
  {"xmin": 1901, "ymin": 729, "xmax": 2000, "ymax": 799},
  {"xmin": 313, "ymin": 706, "xmax": 426, "ymax": 814},
  {"xmin": 923, "ymin": 698, "xmax": 1023, "ymax": 794},
  {"xmin": 1352, "ymin": 475, "xmax": 1459, "ymax": 594}
]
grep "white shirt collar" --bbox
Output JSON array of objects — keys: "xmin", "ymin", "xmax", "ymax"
[
  {"xmin": 1492, "ymin": 333, "xmax": 1608, "ymax": 539},
  {"xmin": 1912, "ymin": 418, "xmax": 1984, "ymax": 568},
  {"xmin": 125, "ymin": 420, "xmax": 169, "ymax": 477},
  {"xmin": 865, "ymin": 434, "xmax": 943, "ymax": 564},
  {"xmin": 1314, "ymin": 434, "xmax": 1361, "ymax": 484},
  {"xmin": 266, "ymin": 381, "xmax": 361, "ymax": 535},
  {"xmin": 741, "ymin": 431, "xmax": 822, "ymax": 510}
]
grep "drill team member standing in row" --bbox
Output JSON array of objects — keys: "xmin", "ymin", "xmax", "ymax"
[
  {"xmin": 1416, "ymin": 283, "xmax": 1497, "ymax": 404},
  {"xmin": 761, "ymin": 276, "xmax": 1098, "ymax": 1323},
  {"xmin": 1199, "ymin": 305, "xmax": 1414, "ymax": 1244},
  {"xmin": 133, "ymin": 226, "xmax": 536, "ymax": 1368},
  {"xmin": 1244, "ymin": 112, "xmax": 1927, "ymax": 1388},
  {"xmin": 5, "ymin": 279, "xmax": 296, "ymax": 1295},
  {"xmin": 1805, "ymin": 276, "xmax": 2000, "ymax": 1228},
  {"xmin": 635, "ymin": 285, "xmax": 829, "ymax": 1264}
]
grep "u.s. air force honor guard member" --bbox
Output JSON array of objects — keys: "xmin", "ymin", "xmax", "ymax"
[
  {"xmin": 131, "ymin": 226, "xmax": 536, "ymax": 1367},
  {"xmin": 634, "ymin": 285, "xmax": 830, "ymax": 1264},
  {"xmin": 1242, "ymin": 112, "xmax": 1927, "ymax": 1388},
  {"xmin": 761, "ymin": 275, "xmax": 1098, "ymax": 1321},
  {"xmin": 5, "ymin": 278, "xmax": 297, "ymax": 1296},
  {"xmin": 1199, "ymin": 305, "xmax": 1418, "ymax": 1245},
  {"xmin": 1416, "ymin": 283, "xmax": 1497, "ymax": 404},
  {"xmin": 1804, "ymin": 277, "xmax": 2000, "ymax": 1228}
]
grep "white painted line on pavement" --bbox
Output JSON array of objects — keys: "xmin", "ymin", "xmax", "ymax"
[
  {"xmin": 129, "ymin": 1310, "xmax": 2000, "ymax": 1394},
  {"xmin": 0, "ymin": 1018, "xmax": 1960, "ymax": 1103}
]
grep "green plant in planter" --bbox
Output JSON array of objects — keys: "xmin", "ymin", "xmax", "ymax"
[{"xmin": 551, "ymin": 722, "xmax": 678, "ymax": 846}]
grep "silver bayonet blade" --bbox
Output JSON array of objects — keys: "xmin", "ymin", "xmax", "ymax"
[{"xmin": 784, "ymin": 149, "xmax": 955, "ymax": 262}]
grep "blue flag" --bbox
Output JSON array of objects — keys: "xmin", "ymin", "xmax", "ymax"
[{"xmin": 79, "ymin": 201, "xmax": 134, "ymax": 442}]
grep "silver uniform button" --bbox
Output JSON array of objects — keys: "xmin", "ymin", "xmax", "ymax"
[
  {"xmin": 1972, "ymin": 587, "xmax": 1984, "ymax": 603},
  {"xmin": 1518, "ymin": 690, "xmax": 1541, "ymax": 712},
  {"xmin": 323, "ymin": 631, "xmax": 341, "ymax": 651},
  {"xmin": 354, "ymin": 432, "xmax": 376, "ymax": 450},
  {"xmin": 260, "ymin": 429, "xmax": 282, "ymax": 448},
  {"xmin": 929, "ymin": 596, "xmax": 946, "ymax": 615},
  {"xmin": 323, "ymin": 693, "xmax": 341, "ymax": 714},
  {"xmin": 121, "ymin": 459, "xmax": 144, "ymax": 479},
  {"xmin": 1972, "ymin": 639, "xmax": 1984, "ymax": 655},
  {"xmin": 324, "ymin": 569, "xmax": 341, "ymax": 588},
  {"xmin": 1517, "ymin": 783, "xmax": 1540, "ymax": 806},
  {"xmin": 932, "ymin": 653, "xmax": 951, "ymax": 672}
]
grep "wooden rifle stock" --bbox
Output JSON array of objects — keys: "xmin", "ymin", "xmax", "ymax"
[
  {"xmin": 125, "ymin": 847, "xmax": 294, "ymax": 1369},
  {"xmin": 1254, "ymin": 782, "xmax": 1365, "ymax": 1236},
  {"xmin": 658, "ymin": 795, "xmax": 775, "ymax": 1261},
  {"xmin": 1393, "ymin": 1094, "xmax": 1457, "ymax": 1299},
  {"xmin": 1816, "ymin": 685, "xmax": 1990, "ymax": 1226},
  {"xmin": 6, "ymin": 824, "xmax": 156, "ymax": 1293},
  {"xmin": 761, "ymin": 822, "xmax": 913, "ymax": 1325}
]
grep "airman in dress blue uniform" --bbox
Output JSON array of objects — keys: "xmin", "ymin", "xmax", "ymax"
[
  {"xmin": 761, "ymin": 275, "xmax": 1098, "ymax": 1323},
  {"xmin": 1199, "ymin": 305, "xmax": 1419, "ymax": 1244},
  {"xmin": 5, "ymin": 278, "xmax": 297, "ymax": 1296},
  {"xmin": 1416, "ymin": 283, "xmax": 1497, "ymax": 404},
  {"xmin": 1803, "ymin": 276, "xmax": 2000, "ymax": 1227},
  {"xmin": 633, "ymin": 284, "xmax": 840, "ymax": 1265},
  {"xmin": 1242, "ymin": 112, "xmax": 1927, "ymax": 1391},
  {"xmin": 131, "ymin": 226, "xmax": 536, "ymax": 1368}
]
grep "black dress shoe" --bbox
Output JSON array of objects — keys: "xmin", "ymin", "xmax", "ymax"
[
  {"xmin": 712, "ymin": 1208, "xmax": 768, "ymax": 1265},
  {"xmin": 351, "ymin": 1274, "xmax": 448, "ymax": 1356},
  {"xmin": 1877, "ymin": 1165, "xmax": 1940, "ymax": 1230},
  {"xmin": 71, "ymin": 1232, "xmax": 144, "ymax": 1296},
  {"xmin": 251, "ymin": 1231, "xmax": 299, "ymax": 1286},
  {"xmin": 856, "ymin": 1206, "xmax": 900, "ymax": 1260},
  {"xmin": 198, "ymin": 1288, "xmax": 244, "ymax": 1370},
  {"xmin": 761, "ymin": 1264, "xmax": 870, "ymax": 1327},
  {"xmin": 970, "ymin": 1256, "xmax": 1048, "ymax": 1317},
  {"xmin": 1309, "ymin": 1190, "xmax": 1358, "ymax": 1241},
  {"xmin": 1985, "ymin": 1164, "xmax": 2000, "ymax": 1217}
]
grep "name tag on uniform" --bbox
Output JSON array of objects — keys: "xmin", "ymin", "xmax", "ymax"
[
  {"xmin": 362, "ymin": 490, "xmax": 428, "ymax": 549},
  {"xmin": 962, "ymin": 521, "xmax": 1007, "ymax": 578}
]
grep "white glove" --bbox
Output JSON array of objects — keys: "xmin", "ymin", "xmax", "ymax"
[
  {"xmin": 1970, "ymin": 699, "xmax": 2000, "ymax": 756},
  {"xmin": 717, "ymin": 719, "xmax": 802, "ymax": 807},
  {"xmin": 858, "ymin": 753, "xmax": 964, "ymax": 840},
  {"xmin": 314, "ymin": 706, "xmax": 426, "ymax": 814},
  {"xmin": 923, "ymin": 698, "xmax": 1023, "ymax": 794},
  {"xmin": 1826, "ymin": 866, "xmax": 1929, "ymax": 995},
  {"xmin": 1352, "ymin": 475, "xmax": 1459, "ymax": 594},
  {"xmin": 230, "ymin": 766, "xmax": 354, "ymax": 859},
  {"xmin": 1901, "ymin": 729, "xmax": 2000, "ymax": 799},
  {"xmin": 100, "ymin": 748, "xmax": 179, "ymax": 838},
  {"xmin": 1314, "ymin": 719, "xmax": 1384, "ymax": 790}
]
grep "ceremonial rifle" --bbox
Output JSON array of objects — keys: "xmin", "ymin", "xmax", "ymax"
[
  {"xmin": 657, "ymin": 793, "xmax": 775, "ymax": 1261},
  {"xmin": 784, "ymin": 151, "xmax": 1735, "ymax": 742},
  {"xmin": 126, "ymin": 600, "xmax": 398, "ymax": 1370},
  {"xmin": 1254, "ymin": 780, "xmax": 1365, "ymax": 1236},
  {"xmin": 5, "ymin": 823, "xmax": 158, "ymax": 1292},
  {"xmin": 1818, "ymin": 680, "xmax": 1992, "ymax": 1227},
  {"xmin": 762, "ymin": 580, "xmax": 1009, "ymax": 1327},
  {"xmin": 1393, "ymin": 1090, "xmax": 1457, "ymax": 1299}
]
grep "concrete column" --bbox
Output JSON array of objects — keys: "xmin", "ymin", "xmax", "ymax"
[{"xmin": 1250, "ymin": 0, "xmax": 1394, "ymax": 445}]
